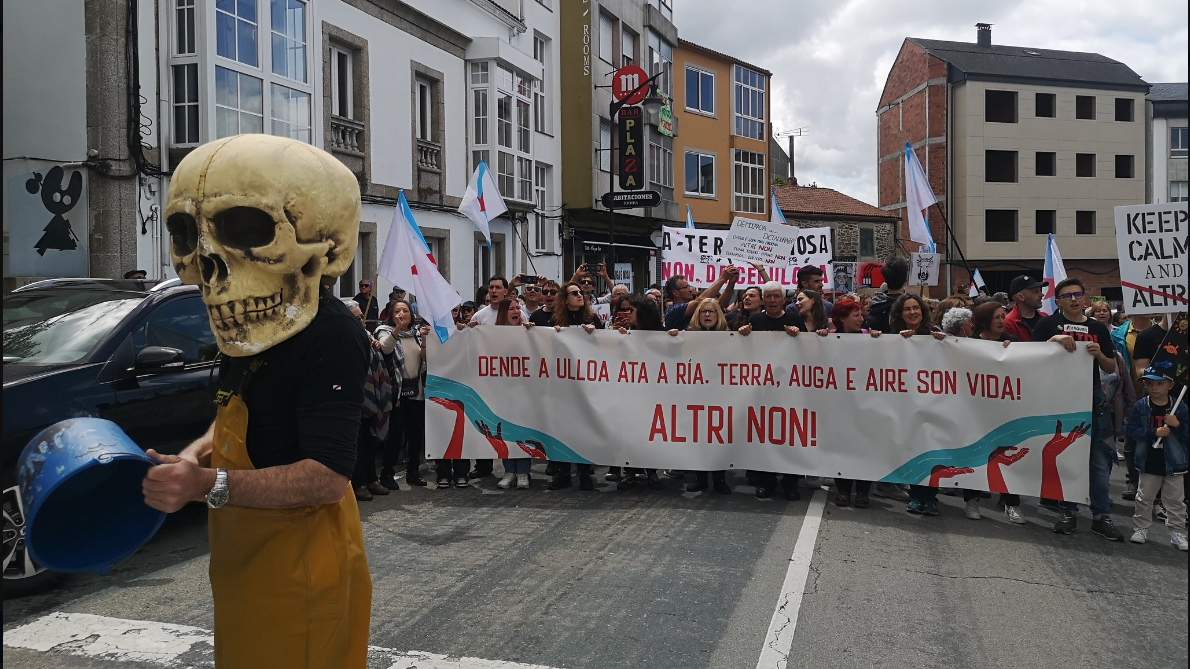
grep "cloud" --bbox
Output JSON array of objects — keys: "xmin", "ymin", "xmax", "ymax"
[{"xmin": 677, "ymin": 0, "xmax": 1188, "ymax": 205}]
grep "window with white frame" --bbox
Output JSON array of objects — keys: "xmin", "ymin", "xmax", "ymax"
[
  {"xmin": 733, "ymin": 149, "xmax": 765, "ymax": 213},
  {"xmin": 685, "ymin": 66, "xmax": 714, "ymax": 115},
  {"xmin": 497, "ymin": 68, "xmax": 513, "ymax": 148},
  {"xmin": 415, "ymin": 79, "xmax": 433, "ymax": 141},
  {"xmin": 621, "ymin": 28, "xmax": 636, "ymax": 68},
  {"xmin": 517, "ymin": 96, "xmax": 531, "ymax": 153},
  {"xmin": 472, "ymin": 149, "xmax": 489, "ymax": 174},
  {"xmin": 498, "ymin": 151, "xmax": 515, "ymax": 198},
  {"xmin": 647, "ymin": 30, "xmax": 673, "ymax": 96},
  {"xmin": 216, "ymin": 0, "xmax": 259, "ymax": 67},
  {"xmin": 175, "ymin": 0, "xmax": 196, "ymax": 55},
  {"xmin": 517, "ymin": 156, "xmax": 532, "ymax": 201},
  {"xmin": 1171, "ymin": 181, "xmax": 1188, "ymax": 202},
  {"xmin": 1173, "ymin": 127, "xmax": 1188, "ymax": 158},
  {"xmin": 330, "ymin": 47, "xmax": 353, "ymax": 118},
  {"xmin": 271, "ymin": 83, "xmax": 310, "ymax": 142},
  {"xmin": 173, "ymin": 64, "xmax": 200, "ymax": 144},
  {"xmin": 734, "ymin": 65, "xmax": 765, "ymax": 140},
  {"xmin": 599, "ymin": 119, "xmax": 612, "ymax": 172},
  {"xmin": 270, "ymin": 0, "xmax": 306, "ymax": 82},
  {"xmin": 650, "ymin": 134, "xmax": 673, "ymax": 188},
  {"xmin": 533, "ymin": 36, "xmax": 550, "ymax": 133},
  {"xmin": 599, "ymin": 13, "xmax": 614, "ymax": 64},
  {"xmin": 469, "ymin": 60, "xmax": 535, "ymax": 202},
  {"xmin": 215, "ymin": 66, "xmax": 263, "ymax": 136},
  {"xmin": 534, "ymin": 163, "xmax": 554, "ymax": 252},
  {"xmin": 684, "ymin": 150, "xmax": 715, "ymax": 196}
]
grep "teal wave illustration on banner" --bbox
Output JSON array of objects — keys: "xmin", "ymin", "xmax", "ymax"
[
  {"xmin": 426, "ymin": 375, "xmax": 593, "ymax": 464},
  {"xmin": 879, "ymin": 412, "xmax": 1092, "ymax": 484}
]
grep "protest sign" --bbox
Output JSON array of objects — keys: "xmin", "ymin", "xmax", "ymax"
[
  {"xmin": 659, "ymin": 225, "xmax": 833, "ymax": 289},
  {"xmin": 1113, "ymin": 202, "xmax": 1188, "ymax": 314},
  {"xmin": 908, "ymin": 252, "xmax": 940, "ymax": 286},
  {"xmin": 426, "ymin": 328, "xmax": 1093, "ymax": 501},
  {"xmin": 722, "ymin": 216, "xmax": 802, "ymax": 266}
]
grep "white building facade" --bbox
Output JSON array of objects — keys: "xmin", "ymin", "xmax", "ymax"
[{"xmin": 1146, "ymin": 83, "xmax": 1188, "ymax": 204}]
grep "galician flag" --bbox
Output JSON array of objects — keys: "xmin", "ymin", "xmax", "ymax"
[
  {"xmin": 458, "ymin": 160, "xmax": 507, "ymax": 247},
  {"xmin": 968, "ymin": 268, "xmax": 987, "ymax": 298},
  {"xmin": 686, "ymin": 204, "xmax": 695, "ymax": 230},
  {"xmin": 378, "ymin": 191, "xmax": 461, "ymax": 343},
  {"xmin": 904, "ymin": 141, "xmax": 937, "ymax": 253},
  {"xmin": 1042, "ymin": 233, "xmax": 1068, "ymax": 314},
  {"xmin": 770, "ymin": 189, "xmax": 790, "ymax": 226}
]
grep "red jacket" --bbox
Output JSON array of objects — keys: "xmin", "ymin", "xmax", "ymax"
[{"xmin": 1004, "ymin": 305, "xmax": 1048, "ymax": 342}]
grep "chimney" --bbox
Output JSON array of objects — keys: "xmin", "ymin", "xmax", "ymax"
[{"xmin": 976, "ymin": 23, "xmax": 992, "ymax": 47}]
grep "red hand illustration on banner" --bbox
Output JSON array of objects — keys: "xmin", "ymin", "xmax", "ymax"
[
  {"xmin": 1040, "ymin": 420, "xmax": 1089, "ymax": 501},
  {"xmin": 929, "ymin": 464, "xmax": 975, "ymax": 487},
  {"xmin": 430, "ymin": 397, "xmax": 467, "ymax": 459},
  {"xmin": 986, "ymin": 446, "xmax": 1029, "ymax": 494},
  {"xmin": 517, "ymin": 439, "xmax": 548, "ymax": 459},
  {"xmin": 474, "ymin": 420, "xmax": 510, "ymax": 459}
]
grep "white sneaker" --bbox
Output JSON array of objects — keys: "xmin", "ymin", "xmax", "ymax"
[
  {"xmin": 455, "ymin": 477, "xmax": 470, "ymax": 488},
  {"xmin": 1172, "ymin": 532, "xmax": 1189, "ymax": 551},
  {"xmin": 516, "ymin": 473, "xmax": 530, "ymax": 490},
  {"xmin": 497, "ymin": 473, "xmax": 515, "ymax": 489},
  {"xmin": 965, "ymin": 499, "xmax": 981, "ymax": 520},
  {"xmin": 1130, "ymin": 528, "xmax": 1147, "ymax": 544},
  {"xmin": 1004, "ymin": 506, "xmax": 1026, "ymax": 524}
]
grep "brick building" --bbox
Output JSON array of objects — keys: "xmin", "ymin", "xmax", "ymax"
[
  {"xmin": 772, "ymin": 182, "xmax": 898, "ymax": 266},
  {"xmin": 876, "ymin": 23, "xmax": 1149, "ymax": 299}
]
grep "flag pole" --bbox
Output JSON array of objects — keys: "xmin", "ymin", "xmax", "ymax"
[
  {"xmin": 930, "ymin": 202, "xmax": 974, "ymax": 285},
  {"xmin": 363, "ymin": 272, "xmax": 379, "ymax": 327}
]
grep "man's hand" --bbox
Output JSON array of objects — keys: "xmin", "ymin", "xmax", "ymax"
[
  {"xmin": 143, "ymin": 449, "xmax": 213, "ymax": 513},
  {"xmin": 1085, "ymin": 341, "xmax": 1102, "ymax": 357},
  {"xmin": 738, "ymin": 324, "xmax": 753, "ymax": 336},
  {"xmin": 1050, "ymin": 334, "xmax": 1077, "ymax": 352},
  {"xmin": 597, "ymin": 263, "xmax": 610, "ymax": 282},
  {"xmin": 784, "ymin": 326, "xmax": 800, "ymax": 337}
]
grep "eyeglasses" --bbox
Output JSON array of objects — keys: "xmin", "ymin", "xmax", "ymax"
[
  {"xmin": 360, "ymin": 283, "xmax": 371, "ymax": 288},
  {"xmin": 616, "ymin": 306, "xmax": 635, "ymax": 313},
  {"xmin": 579, "ymin": 281, "xmax": 595, "ymax": 286},
  {"xmin": 541, "ymin": 289, "xmax": 559, "ymax": 296},
  {"xmin": 1058, "ymin": 291, "xmax": 1085, "ymax": 301},
  {"xmin": 699, "ymin": 309, "xmax": 718, "ymax": 315},
  {"xmin": 525, "ymin": 286, "xmax": 541, "ymax": 292},
  {"xmin": 567, "ymin": 290, "xmax": 583, "ymax": 297}
]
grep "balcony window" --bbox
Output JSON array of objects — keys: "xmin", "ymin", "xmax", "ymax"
[
  {"xmin": 172, "ymin": 64, "xmax": 200, "ymax": 145},
  {"xmin": 733, "ymin": 149, "xmax": 765, "ymax": 213},
  {"xmin": 215, "ymin": 66, "xmax": 263, "ymax": 136},
  {"xmin": 733, "ymin": 66, "xmax": 765, "ymax": 140},
  {"xmin": 330, "ymin": 47, "xmax": 353, "ymax": 118},
  {"xmin": 648, "ymin": 30, "xmax": 673, "ymax": 96},
  {"xmin": 216, "ymin": 0, "xmax": 259, "ymax": 67},
  {"xmin": 175, "ymin": 0, "xmax": 196, "ymax": 55},
  {"xmin": 271, "ymin": 83, "xmax": 310, "ymax": 143},
  {"xmin": 416, "ymin": 80, "xmax": 432, "ymax": 142},
  {"xmin": 270, "ymin": 0, "xmax": 306, "ymax": 82}
]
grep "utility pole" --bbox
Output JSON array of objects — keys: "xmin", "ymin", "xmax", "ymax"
[{"xmin": 777, "ymin": 127, "xmax": 808, "ymax": 182}]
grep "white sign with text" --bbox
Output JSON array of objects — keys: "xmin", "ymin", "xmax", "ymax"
[{"xmin": 1113, "ymin": 202, "xmax": 1188, "ymax": 314}]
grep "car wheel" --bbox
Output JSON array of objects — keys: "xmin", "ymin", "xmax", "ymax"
[{"xmin": 2, "ymin": 481, "xmax": 62, "ymax": 598}]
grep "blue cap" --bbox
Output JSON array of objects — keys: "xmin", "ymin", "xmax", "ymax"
[{"xmin": 1140, "ymin": 366, "xmax": 1174, "ymax": 382}]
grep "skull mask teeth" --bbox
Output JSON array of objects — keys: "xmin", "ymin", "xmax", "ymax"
[{"xmin": 163, "ymin": 135, "xmax": 361, "ymax": 356}]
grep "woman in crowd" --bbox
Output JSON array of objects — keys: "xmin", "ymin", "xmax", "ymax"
[
  {"xmin": 548, "ymin": 282, "xmax": 603, "ymax": 491},
  {"xmin": 491, "ymin": 299, "xmax": 533, "ymax": 490},
  {"xmin": 348, "ymin": 300, "xmax": 391, "ymax": 502},
  {"xmin": 604, "ymin": 292, "xmax": 641, "ymax": 482},
  {"xmin": 376, "ymin": 300, "xmax": 434, "ymax": 489},
  {"xmin": 794, "ymin": 289, "xmax": 829, "ymax": 335},
  {"xmin": 1087, "ymin": 300, "xmax": 1112, "ymax": 327},
  {"xmin": 612, "ymin": 295, "xmax": 668, "ymax": 490},
  {"xmin": 729, "ymin": 286, "xmax": 764, "ymax": 329},
  {"xmin": 667, "ymin": 298, "xmax": 733, "ymax": 495},
  {"xmin": 890, "ymin": 293, "xmax": 947, "ymax": 515},
  {"xmin": 940, "ymin": 306, "xmax": 974, "ymax": 338},
  {"xmin": 971, "ymin": 301, "xmax": 1016, "ymax": 346},
  {"xmin": 932, "ymin": 295, "xmax": 969, "ymax": 329},
  {"xmin": 1087, "ymin": 301, "xmax": 1135, "ymax": 465},
  {"xmin": 826, "ymin": 298, "xmax": 881, "ymax": 507}
]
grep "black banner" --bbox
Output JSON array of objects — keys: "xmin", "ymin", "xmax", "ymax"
[{"xmin": 617, "ymin": 106, "xmax": 643, "ymax": 191}]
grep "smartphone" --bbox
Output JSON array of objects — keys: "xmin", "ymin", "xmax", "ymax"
[
  {"xmin": 584, "ymin": 263, "xmax": 598, "ymax": 273},
  {"xmin": 519, "ymin": 274, "xmax": 538, "ymax": 285}
]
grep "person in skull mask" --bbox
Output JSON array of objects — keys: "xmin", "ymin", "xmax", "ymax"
[{"xmin": 141, "ymin": 135, "xmax": 372, "ymax": 669}]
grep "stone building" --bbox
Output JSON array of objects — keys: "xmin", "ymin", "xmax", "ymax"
[{"xmin": 772, "ymin": 181, "xmax": 898, "ymax": 265}]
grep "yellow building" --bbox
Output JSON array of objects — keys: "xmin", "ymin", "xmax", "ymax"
[{"xmin": 674, "ymin": 40, "xmax": 772, "ymax": 226}]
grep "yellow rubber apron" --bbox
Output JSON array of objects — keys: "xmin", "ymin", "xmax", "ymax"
[{"xmin": 207, "ymin": 368, "xmax": 372, "ymax": 669}]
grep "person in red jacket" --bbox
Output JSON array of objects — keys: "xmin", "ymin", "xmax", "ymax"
[{"xmin": 1003, "ymin": 275, "xmax": 1047, "ymax": 342}]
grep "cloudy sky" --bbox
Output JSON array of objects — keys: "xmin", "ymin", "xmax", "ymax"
[{"xmin": 677, "ymin": 0, "xmax": 1188, "ymax": 206}]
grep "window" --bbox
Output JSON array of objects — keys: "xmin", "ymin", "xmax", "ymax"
[
  {"xmin": 517, "ymin": 99, "xmax": 531, "ymax": 153},
  {"xmin": 984, "ymin": 90, "xmax": 1017, "ymax": 123},
  {"xmin": 1076, "ymin": 95, "xmax": 1095, "ymax": 119},
  {"xmin": 172, "ymin": 64, "xmax": 200, "ymax": 145},
  {"xmin": 517, "ymin": 156, "xmax": 532, "ymax": 201},
  {"xmin": 684, "ymin": 151, "xmax": 715, "ymax": 196},
  {"xmin": 132, "ymin": 298, "xmax": 218, "ymax": 365},
  {"xmin": 1114, "ymin": 98, "xmax": 1134, "ymax": 122},
  {"xmin": 534, "ymin": 163, "xmax": 554, "ymax": 253},
  {"xmin": 175, "ymin": 0, "xmax": 196, "ymax": 55},
  {"xmin": 330, "ymin": 47, "xmax": 353, "ymax": 118},
  {"xmin": 649, "ymin": 0, "xmax": 673, "ymax": 20},
  {"xmin": 1115, "ymin": 155, "xmax": 1134, "ymax": 178},
  {"xmin": 1036, "ymin": 151, "xmax": 1056, "ymax": 177},
  {"xmin": 859, "ymin": 229, "xmax": 875, "ymax": 258},
  {"xmin": 533, "ymin": 36, "xmax": 549, "ymax": 133},
  {"xmin": 598, "ymin": 119, "xmax": 612, "ymax": 172},
  {"xmin": 984, "ymin": 210, "xmax": 1018, "ymax": 242},
  {"xmin": 648, "ymin": 31, "xmax": 673, "ymax": 96},
  {"xmin": 1172, "ymin": 127, "xmax": 1188, "ymax": 158},
  {"xmin": 985, "ymin": 150, "xmax": 1018, "ymax": 182},
  {"xmin": 270, "ymin": 0, "xmax": 306, "ymax": 82},
  {"xmin": 734, "ymin": 66, "xmax": 766, "ymax": 140},
  {"xmin": 1035, "ymin": 92, "xmax": 1055, "ymax": 118},
  {"xmin": 472, "ymin": 149, "xmax": 489, "ymax": 174},
  {"xmin": 472, "ymin": 89, "xmax": 489, "ymax": 145},
  {"xmin": 496, "ymin": 67, "xmax": 513, "ymax": 148},
  {"xmin": 685, "ymin": 67, "xmax": 714, "ymax": 115},
  {"xmin": 216, "ymin": 0, "xmax": 259, "ymax": 67},
  {"xmin": 1076, "ymin": 210, "xmax": 1095, "ymax": 235},
  {"xmin": 270, "ymin": 84, "xmax": 310, "ymax": 142},
  {"xmin": 471, "ymin": 61, "xmax": 490, "ymax": 85},
  {"xmin": 1035, "ymin": 210, "xmax": 1056, "ymax": 235},
  {"xmin": 621, "ymin": 28, "xmax": 635, "ymax": 68},
  {"xmin": 215, "ymin": 66, "xmax": 263, "ymax": 136},
  {"xmin": 650, "ymin": 135, "xmax": 674, "ymax": 189},
  {"xmin": 475, "ymin": 242, "xmax": 492, "ymax": 289},
  {"xmin": 1171, "ymin": 181, "xmax": 1188, "ymax": 202},
  {"xmin": 498, "ymin": 152, "xmax": 515, "ymax": 197},
  {"xmin": 599, "ymin": 13, "xmax": 614, "ymax": 64},
  {"xmin": 416, "ymin": 80, "xmax": 432, "ymax": 141},
  {"xmin": 1076, "ymin": 153, "xmax": 1095, "ymax": 177},
  {"xmin": 733, "ymin": 149, "xmax": 765, "ymax": 213}
]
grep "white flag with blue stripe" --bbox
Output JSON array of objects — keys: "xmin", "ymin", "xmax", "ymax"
[
  {"xmin": 378, "ymin": 191, "xmax": 462, "ymax": 343},
  {"xmin": 686, "ymin": 204, "xmax": 695, "ymax": 230}
]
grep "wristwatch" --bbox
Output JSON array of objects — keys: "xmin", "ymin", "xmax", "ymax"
[{"xmin": 206, "ymin": 468, "xmax": 229, "ymax": 509}]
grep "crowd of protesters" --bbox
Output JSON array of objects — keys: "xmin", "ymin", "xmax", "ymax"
[{"xmin": 347, "ymin": 259, "xmax": 1187, "ymax": 552}]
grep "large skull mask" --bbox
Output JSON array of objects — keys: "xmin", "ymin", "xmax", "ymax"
[{"xmin": 164, "ymin": 135, "xmax": 360, "ymax": 356}]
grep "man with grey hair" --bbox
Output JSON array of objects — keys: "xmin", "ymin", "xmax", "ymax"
[{"xmin": 594, "ymin": 283, "xmax": 630, "ymax": 305}]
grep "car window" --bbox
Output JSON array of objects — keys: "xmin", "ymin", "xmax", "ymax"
[
  {"xmin": 130, "ymin": 297, "xmax": 219, "ymax": 364},
  {"xmin": 3, "ymin": 296, "xmax": 142, "ymax": 364}
]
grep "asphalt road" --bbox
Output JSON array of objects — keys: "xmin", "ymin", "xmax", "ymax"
[{"xmin": 4, "ymin": 463, "xmax": 1187, "ymax": 668}]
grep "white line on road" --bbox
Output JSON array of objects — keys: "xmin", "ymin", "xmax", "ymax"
[
  {"xmin": 4, "ymin": 612, "xmax": 564, "ymax": 669},
  {"xmin": 755, "ymin": 489, "xmax": 827, "ymax": 669}
]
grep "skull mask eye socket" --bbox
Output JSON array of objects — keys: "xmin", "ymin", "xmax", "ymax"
[
  {"xmin": 213, "ymin": 207, "xmax": 277, "ymax": 250},
  {"xmin": 166, "ymin": 213, "xmax": 198, "ymax": 256}
]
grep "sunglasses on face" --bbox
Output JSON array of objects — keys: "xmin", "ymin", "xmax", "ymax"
[
  {"xmin": 1058, "ymin": 291, "xmax": 1085, "ymax": 301},
  {"xmin": 617, "ymin": 306, "xmax": 635, "ymax": 313},
  {"xmin": 567, "ymin": 290, "xmax": 583, "ymax": 297},
  {"xmin": 541, "ymin": 289, "xmax": 559, "ymax": 296},
  {"xmin": 525, "ymin": 286, "xmax": 541, "ymax": 292},
  {"xmin": 360, "ymin": 284, "xmax": 371, "ymax": 288},
  {"xmin": 580, "ymin": 281, "xmax": 594, "ymax": 287}
]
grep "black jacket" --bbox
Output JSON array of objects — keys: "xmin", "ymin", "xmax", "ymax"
[{"xmin": 864, "ymin": 290, "xmax": 900, "ymax": 334}]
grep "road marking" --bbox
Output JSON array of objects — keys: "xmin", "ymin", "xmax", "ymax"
[
  {"xmin": 755, "ymin": 489, "xmax": 827, "ymax": 669},
  {"xmin": 5, "ymin": 612, "xmax": 563, "ymax": 669}
]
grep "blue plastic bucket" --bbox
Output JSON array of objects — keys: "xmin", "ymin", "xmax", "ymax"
[{"xmin": 18, "ymin": 417, "xmax": 167, "ymax": 573}]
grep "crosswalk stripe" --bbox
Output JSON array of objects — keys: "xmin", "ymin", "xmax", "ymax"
[{"xmin": 4, "ymin": 612, "xmax": 564, "ymax": 669}]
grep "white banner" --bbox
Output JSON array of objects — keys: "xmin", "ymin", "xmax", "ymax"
[
  {"xmin": 1113, "ymin": 202, "xmax": 1188, "ymax": 314},
  {"xmin": 659, "ymin": 225, "xmax": 834, "ymax": 289},
  {"xmin": 425, "ymin": 328, "xmax": 1093, "ymax": 501},
  {"xmin": 722, "ymin": 216, "xmax": 802, "ymax": 266},
  {"xmin": 908, "ymin": 252, "xmax": 940, "ymax": 286}
]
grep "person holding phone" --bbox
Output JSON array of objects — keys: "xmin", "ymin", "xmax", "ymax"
[
  {"xmin": 519, "ymin": 274, "xmax": 545, "ymax": 313},
  {"xmin": 547, "ymin": 282, "xmax": 603, "ymax": 491},
  {"xmin": 376, "ymin": 300, "xmax": 432, "ymax": 490}
]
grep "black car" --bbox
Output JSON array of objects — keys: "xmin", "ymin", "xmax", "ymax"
[{"xmin": 3, "ymin": 278, "xmax": 219, "ymax": 596}]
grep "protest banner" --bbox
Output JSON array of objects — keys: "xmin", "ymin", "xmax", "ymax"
[
  {"xmin": 1113, "ymin": 202, "xmax": 1188, "ymax": 314},
  {"xmin": 908, "ymin": 252, "xmax": 940, "ymax": 286},
  {"xmin": 722, "ymin": 216, "xmax": 803, "ymax": 266},
  {"xmin": 659, "ymin": 225, "xmax": 833, "ymax": 289},
  {"xmin": 425, "ymin": 328, "xmax": 1093, "ymax": 501}
]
